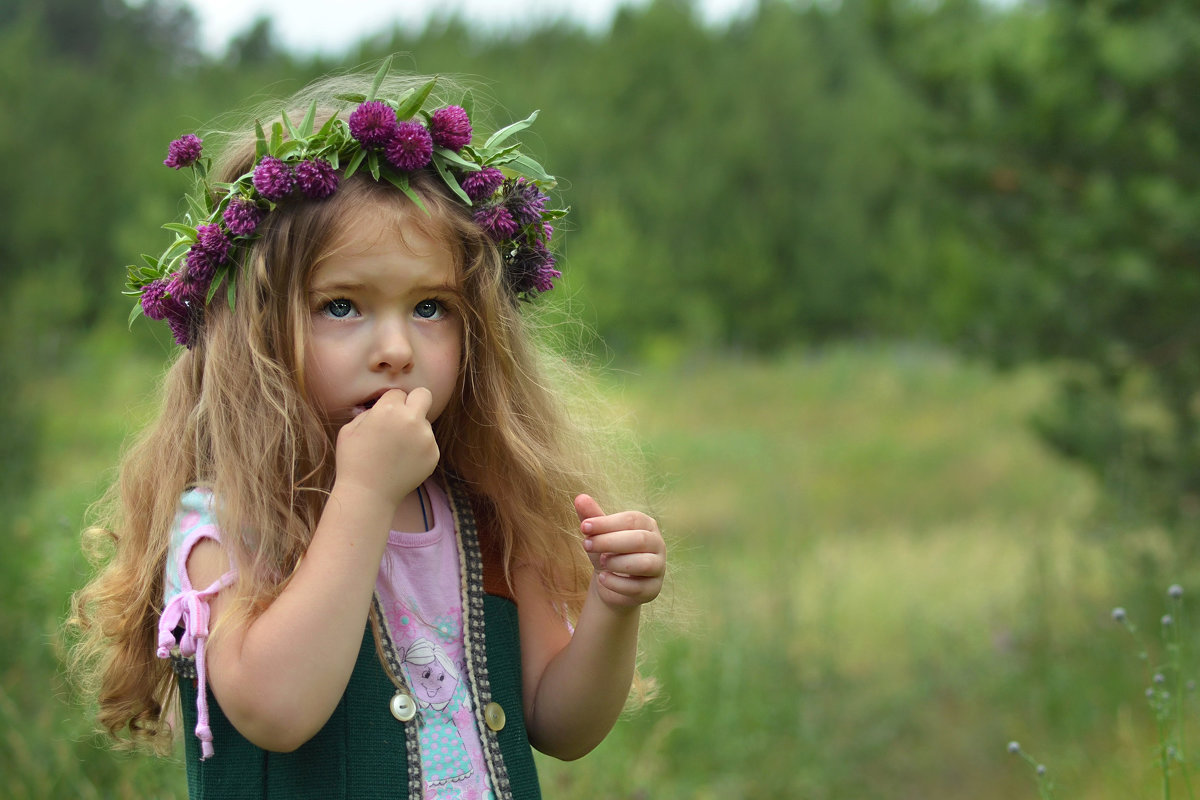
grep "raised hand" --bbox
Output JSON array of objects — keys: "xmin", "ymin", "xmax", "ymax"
[
  {"xmin": 333, "ymin": 387, "xmax": 440, "ymax": 507},
  {"xmin": 575, "ymin": 494, "xmax": 666, "ymax": 609}
]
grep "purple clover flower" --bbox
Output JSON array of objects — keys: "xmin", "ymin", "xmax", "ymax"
[
  {"xmin": 252, "ymin": 156, "xmax": 296, "ymax": 201},
  {"xmin": 184, "ymin": 224, "xmax": 231, "ymax": 283},
  {"xmin": 164, "ymin": 134, "xmax": 203, "ymax": 169},
  {"xmin": 461, "ymin": 167, "xmax": 505, "ymax": 202},
  {"xmin": 508, "ymin": 240, "xmax": 560, "ymax": 296},
  {"xmin": 385, "ymin": 121, "xmax": 434, "ymax": 172},
  {"xmin": 429, "ymin": 106, "xmax": 472, "ymax": 151},
  {"xmin": 348, "ymin": 100, "xmax": 398, "ymax": 148},
  {"xmin": 533, "ymin": 259, "xmax": 561, "ymax": 294},
  {"xmin": 165, "ymin": 300, "xmax": 195, "ymax": 347},
  {"xmin": 223, "ymin": 197, "xmax": 265, "ymax": 237},
  {"xmin": 506, "ymin": 178, "xmax": 548, "ymax": 225},
  {"xmin": 167, "ymin": 271, "xmax": 207, "ymax": 308},
  {"xmin": 473, "ymin": 205, "xmax": 519, "ymax": 241},
  {"xmin": 295, "ymin": 159, "xmax": 339, "ymax": 199},
  {"xmin": 140, "ymin": 279, "xmax": 171, "ymax": 321},
  {"xmin": 159, "ymin": 273, "xmax": 199, "ymax": 347}
]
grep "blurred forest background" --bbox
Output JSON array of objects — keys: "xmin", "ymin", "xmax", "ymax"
[{"xmin": 5, "ymin": 0, "xmax": 1200, "ymax": 796}]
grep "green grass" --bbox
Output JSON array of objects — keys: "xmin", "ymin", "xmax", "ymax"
[{"xmin": 5, "ymin": 335, "xmax": 1195, "ymax": 798}]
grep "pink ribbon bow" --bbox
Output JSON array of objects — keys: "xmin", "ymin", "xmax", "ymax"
[{"xmin": 157, "ymin": 560, "xmax": 235, "ymax": 760}]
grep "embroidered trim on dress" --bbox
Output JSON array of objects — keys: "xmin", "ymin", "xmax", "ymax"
[
  {"xmin": 447, "ymin": 477, "xmax": 514, "ymax": 798},
  {"xmin": 369, "ymin": 598, "xmax": 425, "ymax": 798},
  {"xmin": 367, "ymin": 476, "xmax": 514, "ymax": 799}
]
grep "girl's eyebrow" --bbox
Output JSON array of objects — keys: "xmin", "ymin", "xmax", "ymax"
[
  {"xmin": 308, "ymin": 278, "xmax": 367, "ymax": 294},
  {"xmin": 308, "ymin": 279, "xmax": 461, "ymax": 296},
  {"xmin": 422, "ymin": 281, "xmax": 462, "ymax": 296}
]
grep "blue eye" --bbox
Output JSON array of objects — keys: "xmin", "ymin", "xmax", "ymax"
[
  {"xmin": 414, "ymin": 299, "xmax": 444, "ymax": 320},
  {"xmin": 323, "ymin": 298, "xmax": 355, "ymax": 318}
]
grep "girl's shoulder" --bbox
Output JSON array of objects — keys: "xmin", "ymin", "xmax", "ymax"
[
  {"xmin": 171, "ymin": 487, "xmax": 218, "ymax": 546},
  {"xmin": 165, "ymin": 487, "xmax": 221, "ymax": 601}
]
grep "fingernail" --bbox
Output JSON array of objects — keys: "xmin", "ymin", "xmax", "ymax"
[
  {"xmin": 581, "ymin": 521, "xmax": 593, "ymax": 534},
  {"xmin": 583, "ymin": 538, "xmax": 593, "ymax": 551}
]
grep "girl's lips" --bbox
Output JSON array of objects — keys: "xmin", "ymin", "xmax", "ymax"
[{"xmin": 351, "ymin": 389, "xmax": 397, "ymax": 417}]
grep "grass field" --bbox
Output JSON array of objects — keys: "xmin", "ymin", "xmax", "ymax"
[{"xmin": 5, "ymin": 333, "xmax": 1197, "ymax": 798}]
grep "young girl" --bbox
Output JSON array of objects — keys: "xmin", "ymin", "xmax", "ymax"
[{"xmin": 70, "ymin": 61, "xmax": 666, "ymax": 799}]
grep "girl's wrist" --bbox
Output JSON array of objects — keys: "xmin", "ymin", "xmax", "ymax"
[{"xmin": 327, "ymin": 479, "xmax": 397, "ymax": 524}]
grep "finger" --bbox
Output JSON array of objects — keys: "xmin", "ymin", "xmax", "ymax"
[
  {"xmin": 404, "ymin": 386, "xmax": 433, "ymax": 417},
  {"xmin": 583, "ymin": 527, "xmax": 664, "ymax": 556},
  {"xmin": 598, "ymin": 551, "xmax": 665, "ymax": 578},
  {"xmin": 574, "ymin": 494, "xmax": 606, "ymax": 526},
  {"xmin": 579, "ymin": 510, "xmax": 657, "ymax": 537},
  {"xmin": 596, "ymin": 571, "xmax": 662, "ymax": 602}
]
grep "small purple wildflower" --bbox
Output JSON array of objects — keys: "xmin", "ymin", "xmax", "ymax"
[
  {"xmin": 1112, "ymin": 607, "xmax": 1126, "ymax": 623},
  {"xmin": 385, "ymin": 121, "xmax": 434, "ymax": 171},
  {"xmin": 184, "ymin": 224, "xmax": 230, "ymax": 283},
  {"xmin": 1163, "ymin": 614, "xmax": 1174, "ymax": 627},
  {"xmin": 160, "ymin": 275, "xmax": 197, "ymax": 347},
  {"xmin": 165, "ymin": 300, "xmax": 194, "ymax": 347},
  {"xmin": 507, "ymin": 240, "xmax": 560, "ymax": 296},
  {"xmin": 140, "ymin": 279, "xmax": 171, "ymax": 321},
  {"xmin": 167, "ymin": 271, "xmax": 207, "ymax": 308},
  {"xmin": 461, "ymin": 167, "xmax": 505, "ymax": 202},
  {"xmin": 252, "ymin": 156, "xmax": 296, "ymax": 201},
  {"xmin": 429, "ymin": 106, "xmax": 472, "ymax": 151},
  {"xmin": 348, "ymin": 100, "xmax": 398, "ymax": 148},
  {"xmin": 164, "ymin": 134, "xmax": 203, "ymax": 169},
  {"xmin": 533, "ymin": 262, "xmax": 561, "ymax": 294},
  {"xmin": 473, "ymin": 205, "xmax": 519, "ymax": 241},
  {"xmin": 223, "ymin": 197, "xmax": 265, "ymax": 237},
  {"xmin": 1006, "ymin": 741, "xmax": 1021, "ymax": 755},
  {"xmin": 506, "ymin": 178, "xmax": 548, "ymax": 225},
  {"xmin": 1169, "ymin": 584, "xmax": 1184, "ymax": 599},
  {"xmin": 295, "ymin": 159, "xmax": 339, "ymax": 199}
]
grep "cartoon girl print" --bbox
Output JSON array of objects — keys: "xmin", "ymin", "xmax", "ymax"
[{"xmin": 402, "ymin": 638, "xmax": 476, "ymax": 790}]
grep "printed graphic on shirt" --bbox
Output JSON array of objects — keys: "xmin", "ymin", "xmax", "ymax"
[{"xmin": 387, "ymin": 601, "xmax": 495, "ymax": 800}]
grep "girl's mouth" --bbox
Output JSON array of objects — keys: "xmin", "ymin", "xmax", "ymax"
[{"xmin": 351, "ymin": 393, "xmax": 385, "ymax": 417}]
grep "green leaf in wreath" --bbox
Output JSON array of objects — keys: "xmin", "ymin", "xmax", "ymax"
[
  {"xmin": 395, "ymin": 77, "xmax": 438, "ymax": 121},
  {"xmin": 299, "ymin": 100, "xmax": 318, "ymax": 138},
  {"xmin": 381, "ymin": 170, "xmax": 429, "ymax": 215},
  {"xmin": 344, "ymin": 148, "xmax": 367, "ymax": 179},
  {"xmin": 162, "ymin": 222, "xmax": 198, "ymax": 239},
  {"xmin": 255, "ymin": 120, "xmax": 268, "ymax": 159},
  {"xmin": 432, "ymin": 154, "xmax": 471, "ymax": 205},
  {"xmin": 484, "ymin": 110, "xmax": 539, "ymax": 151},
  {"xmin": 368, "ymin": 55, "xmax": 393, "ymax": 102}
]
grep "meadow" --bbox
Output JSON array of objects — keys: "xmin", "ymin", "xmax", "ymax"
[{"xmin": 5, "ymin": 331, "xmax": 1195, "ymax": 798}]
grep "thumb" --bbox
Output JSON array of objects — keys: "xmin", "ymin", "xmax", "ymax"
[{"xmin": 574, "ymin": 494, "xmax": 605, "ymax": 525}]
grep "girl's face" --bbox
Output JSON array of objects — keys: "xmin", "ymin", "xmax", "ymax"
[{"xmin": 303, "ymin": 211, "xmax": 463, "ymax": 429}]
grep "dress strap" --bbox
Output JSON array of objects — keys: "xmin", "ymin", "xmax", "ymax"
[{"xmin": 157, "ymin": 527, "xmax": 237, "ymax": 760}]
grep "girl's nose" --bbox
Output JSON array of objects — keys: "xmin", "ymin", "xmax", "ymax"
[{"xmin": 371, "ymin": 318, "xmax": 413, "ymax": 373}]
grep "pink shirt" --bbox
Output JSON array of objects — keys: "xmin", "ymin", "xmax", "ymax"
[{"xmin": 159, "ymin": 482, "xmax": 494, "ymax": 797}]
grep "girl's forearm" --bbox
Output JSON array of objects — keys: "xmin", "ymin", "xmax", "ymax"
[
  {"xmin": 526, "ymin": 577, "xmax": 641, "ymax": 761},
  {"xmin": 206, "ymin": 481, "xmax": 393, "ymax": 751}
]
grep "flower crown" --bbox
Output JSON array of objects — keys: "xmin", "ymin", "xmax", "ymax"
[{"xmin": 127, "ymin": 59, "xmax": 567, "ymax": 347}]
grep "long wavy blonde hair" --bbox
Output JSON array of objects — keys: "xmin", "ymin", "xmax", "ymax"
[{"xmin": 68, "ymin": 72, "xmax": 647, "ymax": 754}]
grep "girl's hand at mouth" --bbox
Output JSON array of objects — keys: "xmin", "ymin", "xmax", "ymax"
[{"xmin": 335, "ymin": 387, "xmax": 439, "ymax": 507}]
